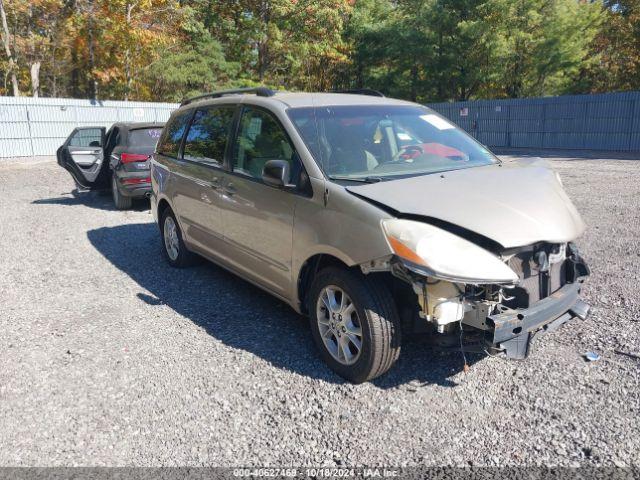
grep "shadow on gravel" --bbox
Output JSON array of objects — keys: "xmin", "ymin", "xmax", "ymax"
[
  {"xmin": 33, "ymin": 189, "xmax": 149, "ymax": 211},
  {"xmin": 88, "ymin": 222, "xmax": 476, "ymax": 387}
]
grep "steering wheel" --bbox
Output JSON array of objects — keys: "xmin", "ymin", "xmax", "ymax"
[{"xmin": 391, "ymin": 144, "xmax": 424, "ymax": 162}]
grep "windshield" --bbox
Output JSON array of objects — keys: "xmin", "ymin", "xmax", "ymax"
[
  {"xmin": 128, "ymin": 128, "xmax": 163, "ymax": 147},
  {"xmin": 287, "ymin": 105, "xmax": 498, "ymax": 181}
]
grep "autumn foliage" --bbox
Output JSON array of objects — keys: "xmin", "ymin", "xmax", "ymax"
[{"xmin": 0, "ymin": 0, "xmax": 638, "ymax": 102}]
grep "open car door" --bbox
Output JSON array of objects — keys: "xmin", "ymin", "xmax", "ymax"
[{"xmin": 56, "ymin": 127, "xmax": 108, "ymax": 190}]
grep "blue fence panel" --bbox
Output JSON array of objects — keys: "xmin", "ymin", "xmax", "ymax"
[
  {"xmin": 510, "ymin": 132, "xmax": 543, "ymax": 148},
  {"xmin": 428, "ymin": 91, "xmax": 640, "ymax": 151},
  {"xmin": 478, "ymin": 131, "xmax": 508, "ymax": 147}
]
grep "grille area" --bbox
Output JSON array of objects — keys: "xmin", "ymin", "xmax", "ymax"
[{"xmin": 503, "ymin": 244, "xmax": 567, "ymax": 309}]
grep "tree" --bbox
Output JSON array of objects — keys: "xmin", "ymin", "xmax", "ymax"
[
  {"xmin": 0, "ymin": 0, "xmax": 627, "ymax": 101},
  {"xmin": 586, "ymin": 0, "xmax": 640, "ymax": 92},
  {"xmin": 340, "ymin": 0, "xmax": 422, "ymax": 97},
  {"xmin": 194, "ymin": 0, "xmax": 352, "ymax": 91},
  {"xmin": 92, "ymin": 0, "xmax": 184, "ymax": 100},
  {"xmin": 420, "ymin": 0, "xmax": 503, "ymax": 101},
  {"xmin": 343, "ymin": 0, "xmax": 501, "ymax": 101},
  {"xmin": 0, "ymin": 0, "xmax": 19, "ymax": 95},
  {"xmin": 489, "ymin": 0, "xmax": 602, "ymax": 98},
  {"xmin": 146, "ymin": 34, "xmax": 240, "ymax": 101}
]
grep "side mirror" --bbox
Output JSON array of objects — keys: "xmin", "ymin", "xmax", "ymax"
[{"xmin": 262, "ymin": 159, "xmax": 293, "ymax": 189}]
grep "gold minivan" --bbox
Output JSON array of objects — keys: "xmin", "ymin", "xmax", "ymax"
[{"xmin": 151, "ymin": 88, "xmax": 590, "ymax": 383}]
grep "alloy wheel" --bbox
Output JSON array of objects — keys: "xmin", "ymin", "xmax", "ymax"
[
  {"xmin": 316, "ymin": 285, "xmax": 363, "ymax": 365},
  {"xmin": 163, "ymin": 216, "xmax": 179, "ymax": 261}
]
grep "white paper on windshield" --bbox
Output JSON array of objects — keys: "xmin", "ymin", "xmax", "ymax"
[{"xmin": 420, "ymin": 114, "xmax": 455, "ymax": 130}]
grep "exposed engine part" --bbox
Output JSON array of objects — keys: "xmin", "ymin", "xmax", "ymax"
[
  {"xmin": 412, "ymin": 279, "xmax": 467, "ymax": 332},
  {"xmin": 373, "ymin": 245, "xmax": 584, "ymax": 339},
  {"xmin": 461, "ymin": 302, "xmax": 493, "ymax": 331},
  {"xmin": 502, "ymin": 242, "xmax": 568, "ymax": 309},
  {"xmin": 383, "ymin": 258, "xmax": 498, "ymax": 334},
  {"xmin": 549, "ymin": 243, "xmax": 566, "ymax": 265},
  {"xmin": 534, "ymin": 250, "xmax": 550, "ymax": 272}
]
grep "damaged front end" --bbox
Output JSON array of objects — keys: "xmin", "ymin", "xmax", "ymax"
[{"xmin": 365, "ymin": 220, "xmax": 591, "ymax": 359}]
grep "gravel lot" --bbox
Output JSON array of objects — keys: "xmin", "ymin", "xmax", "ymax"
[{"xmin": 0, "ymin": 154, "xmax": 638, "ymax": 467}]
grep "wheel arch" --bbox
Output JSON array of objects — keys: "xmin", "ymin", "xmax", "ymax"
[
  {"xmin": 295, "ymin": 252, "xmax": 358, "ymax": 315},
  {"xmin": 156, "ymin": 197, "xmax": 172, "ymax": 224},
  {"xmin": 155, "ymin": 195, "xmax": 187, "ymax": 235}
]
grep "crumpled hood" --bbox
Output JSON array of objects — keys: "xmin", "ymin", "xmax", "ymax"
[{"xmin": 346, "ymin": 159, "xmax": 586, "ymax": 249}]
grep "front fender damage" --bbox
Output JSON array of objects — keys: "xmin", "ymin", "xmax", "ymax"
[{"xmin": 359, "ymin": 243, "xmax": 591, "ymax": 359}]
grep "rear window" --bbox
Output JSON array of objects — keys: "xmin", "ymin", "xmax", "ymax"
[
  {"xmin": 157, "ymin": 111, "xmax": 192, "ymax": 157},
  {"xmin": 128, "ymin": 128, "xmax": 162, "ymax": 147}
]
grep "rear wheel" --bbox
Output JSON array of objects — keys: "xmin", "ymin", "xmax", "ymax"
[
  {"xmin": 308, "ymin": 267, "xmax": 401, "ymax": 383},
  {"xmin": 160, "ymin": 208, "xmax": 198, "ymax": 268},
  {"xmin": 112, "ymin": 173, "xmax": 132, "ymax": 210}
]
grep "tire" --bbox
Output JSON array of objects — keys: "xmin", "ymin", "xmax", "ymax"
[
  {"xmin": 112, "ymin": 173, "xmax": 132, "ymax": 210},
  {"xmin": 160, "ymin": 207, "xmax": 198, "ymax": 268},
  {"xmin": 308, "ymin": 267, "xmax": 402, "ymax": 383}
]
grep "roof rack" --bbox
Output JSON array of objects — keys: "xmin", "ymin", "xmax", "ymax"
[
  {"xmin": 330, "ymin": 88, "xmax": 385, "ymax": 97},
  {"xmin": 180, "ymin": 87, "xmax": 276, "ymax": 106}
]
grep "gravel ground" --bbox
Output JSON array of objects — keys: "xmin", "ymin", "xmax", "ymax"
[{"xmin": 0, "ymin": 154, "xmax": 638, "ymax": 467}]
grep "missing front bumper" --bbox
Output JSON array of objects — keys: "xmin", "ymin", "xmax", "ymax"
[{"xmin": 483, "ymin": 281, "xmax": 590, "ymax": 359}]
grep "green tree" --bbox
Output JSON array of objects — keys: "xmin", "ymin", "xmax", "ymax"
[
  {"xmin": 489, "ymin": 0, "xmax": 602, "ymax": 98},
  {"xmin": 343, "ymin": 0, "xmax": 502, "ymax": 101},
  {"xmin": 181, "ymin": 0, "xmax": 351, "ymax": 91},
  {"xmin": 146, "ymin": 36, "xmax": 240, "ymax": 101},
  {"xmin": 340, "ymin": 0, "xmax": 426, "ymax": 98}
]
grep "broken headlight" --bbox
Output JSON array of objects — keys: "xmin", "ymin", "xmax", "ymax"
[{"xmin": 382, "ymin": 219, "xmax": 519, "ymax": 285}]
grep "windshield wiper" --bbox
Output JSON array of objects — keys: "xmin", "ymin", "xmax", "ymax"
[{"xmin": 328, "ymin": 175, "xmax": 383, "ymax": 183}]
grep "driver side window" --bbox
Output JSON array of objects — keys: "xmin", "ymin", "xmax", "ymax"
[{"xmin": 231, "ymin": 107, "xmax": 297, "ymax": 181}]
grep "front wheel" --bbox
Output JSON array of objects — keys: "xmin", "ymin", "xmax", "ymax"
[{"xmin": 308, "ymin": 267, "xmax": 402, "ymax": 383}]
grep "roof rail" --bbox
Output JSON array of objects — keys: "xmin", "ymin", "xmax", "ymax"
[
  {"xmin": 180, "ymin": 87, "xmax": 276, "ymax": 106},
  {"xmin": 330, "ymin": 88, "xmax": 385, "ymax": 98}
]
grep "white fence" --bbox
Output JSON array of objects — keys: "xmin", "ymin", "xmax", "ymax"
[{"xmin": 0, "ymin": 96, "xmax": 179, "ymax": 158}]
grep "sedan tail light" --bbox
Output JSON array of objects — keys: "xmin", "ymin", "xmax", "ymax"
[
  {"xmin": 122, "ymin": 177, "xmax": 151, "ymax": 185},
  {"xmin": 121, "ymin": 153, "xmax": 149, "ymax": 163}
]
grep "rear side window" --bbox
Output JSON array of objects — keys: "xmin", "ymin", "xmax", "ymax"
[
  {"xmin": 69, "ymin": 128, "xmax": 102, "ymax": 147},
  {"xmin": 183, "ymin": 107, "xmax": 235, "ymax": 166},
  {"xmin": 157, "ymin": 111, "xmax": 192, "ymax": 157},
  {"xmin": 128, "ymin": 128, "xmax": 163, "ymax": 147}
]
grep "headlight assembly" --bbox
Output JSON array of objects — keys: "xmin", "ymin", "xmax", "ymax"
[{"xmin": 382, "ymin": 219, "xmax": 519, "ymax": 285}]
